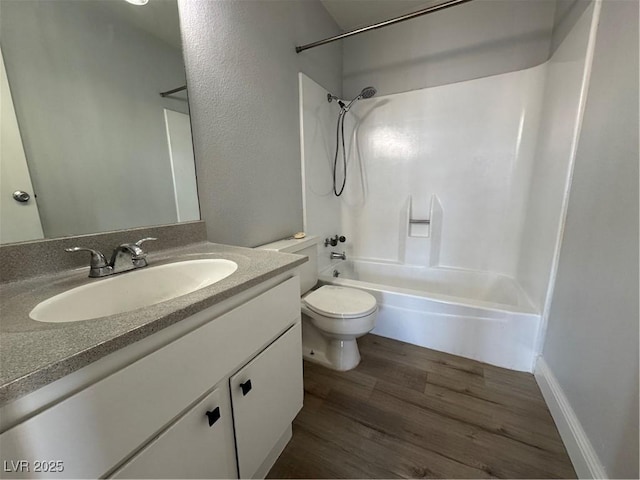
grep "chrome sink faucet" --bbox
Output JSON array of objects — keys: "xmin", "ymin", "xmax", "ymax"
[
  {"xmin": 66, "ymin": 237, "xmax": 157, "ymax": 278},
  {"xmin": 110, "ymin": 238, "xmax": 156, "ymax": 274}
]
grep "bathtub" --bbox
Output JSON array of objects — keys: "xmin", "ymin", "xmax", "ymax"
[{"xmin": 319, "ymin": 260, "xmax": 540, "ymax": 372}]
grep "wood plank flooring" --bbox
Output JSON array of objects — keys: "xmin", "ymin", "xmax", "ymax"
[{"xmin": 268, "ymin": 334, "xmax": 576, "ymax": 479}]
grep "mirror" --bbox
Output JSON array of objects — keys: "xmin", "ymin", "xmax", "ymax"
[{"xmin": 0, "ymin": 0, "xmax": 199, "ymax": 244}]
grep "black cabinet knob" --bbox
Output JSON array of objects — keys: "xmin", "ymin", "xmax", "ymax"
[
  {"xmin": 205, "ymin": 407, "xmax": 221, "ymax": 427},
  {"xmin": 240, "ymin": 379, "xmax": 252, "ymax": 396}
]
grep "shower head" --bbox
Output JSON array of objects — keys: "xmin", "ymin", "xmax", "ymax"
[
  {"xmin": 359, "ymin": 86, "xmax": 377, "ymax": 99},
  {"xmin": 344, "ymin": 85, "xmax": 377, "ymax": 111},
  {"xmin": 328, "ymin": 86, "xmax": 377, "ymax": 112}
]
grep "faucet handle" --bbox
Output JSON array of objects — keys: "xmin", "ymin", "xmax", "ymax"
[
  {"xmin": 65, "ymin": 247, "xmax": 108, "ymax": 268},
  {"xmin": 134, "ymin": 237, "xmax": 157, "ymax": 248},
  {"xmin": 65, "ymin": 247, "xmax": 111, "ymax": 277}
]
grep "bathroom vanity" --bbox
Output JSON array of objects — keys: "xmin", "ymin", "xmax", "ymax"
[{"xmin": 0, "ymin": 241, "xmax": 306, "ymax": 479}]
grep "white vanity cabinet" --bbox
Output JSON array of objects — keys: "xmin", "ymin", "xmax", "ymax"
[
  {"xmin": 111, "ymin": 384, "xmax": 237, "ymax": 479},
  {"xmin": 0, "ymin": 275, "xmax": 302, "ymax": 480},
  {"xmin": 231, "ymin": 323, "xmax": 303, "ymax": 479},
  {"xmin": 111, "ymin": 322, "xmax": 303, "ymax": 480}
]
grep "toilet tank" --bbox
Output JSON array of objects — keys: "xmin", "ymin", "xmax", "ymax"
[{"xmin": 256, "ymin": 236, "xmax": 319, "ymax": 294}]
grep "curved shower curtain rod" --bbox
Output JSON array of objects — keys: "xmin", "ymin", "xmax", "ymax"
[{"xmin": 296, "ymin": 0, "xmax": 474, "ymax": 53}]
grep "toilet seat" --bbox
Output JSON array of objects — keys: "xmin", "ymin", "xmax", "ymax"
[{"xmin": 303, "ymin": 285, "xmax": 377, "ymax": 319}]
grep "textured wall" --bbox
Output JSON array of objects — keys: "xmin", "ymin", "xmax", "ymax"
[
  {"xmin": 542, "ymin": 1, "xmax": 639, "ymax": 477},
  {"xmin": 0, "ymin": 0, "xmax": 187, "ymax": 238},
  {"xmin": 341, "ymin": 0, "xmax": 556, "ymax": 98},
  {"xmin": 179, "ymin": 0, "xmax": 342, "ymax": 247}
]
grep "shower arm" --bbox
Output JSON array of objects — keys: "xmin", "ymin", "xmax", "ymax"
[
  {"xmin": 295, "ymin": 0, "xmax": 474, "ymax": 53},
  {"xmin": 328, "ymin": 87, "xmax": 377, "ymax": 112},
  {"xmin": 343, "ymin": 95, "xmax": 361, "ymax": 112}
]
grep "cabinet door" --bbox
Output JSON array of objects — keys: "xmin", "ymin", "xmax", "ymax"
[
  {"xmin": 230, "ymin": 322, "xmax": 303, "ymax": 479},
  {"xmin": 110, "ymin": 385, "xmax": 236, "ymax": 479}
]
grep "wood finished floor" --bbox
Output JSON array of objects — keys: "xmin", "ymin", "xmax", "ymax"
[{"xmin": 268, "ymin": 334, "xmax": 576, "ymax": 479}]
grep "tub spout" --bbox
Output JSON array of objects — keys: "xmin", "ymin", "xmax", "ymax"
[{"xmin": 330, "ymin": 251, "xmax": 346, "ymax": 260}]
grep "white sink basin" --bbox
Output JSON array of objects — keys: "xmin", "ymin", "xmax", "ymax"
[{"xmin": 30, "ymin": 259, "xmax": 238, "ymax": 323}]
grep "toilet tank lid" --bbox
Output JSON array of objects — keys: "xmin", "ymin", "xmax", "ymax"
[{"xmin": 255, "ymin": 235, "xmax": 319, "ymax": 253}]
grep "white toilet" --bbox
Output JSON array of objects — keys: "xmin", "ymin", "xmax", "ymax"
[{"xmin": 258, "ymin": 236, "xmax": 377, "ymax": 371}]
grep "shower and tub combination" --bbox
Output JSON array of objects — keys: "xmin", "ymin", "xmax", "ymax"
[
  {"xmin": 299, "ymin": 66, "xmax": 547, "ymax": 373},
  {"xmin": 296, "ymin": 0, "xmax": 597, "ymax": 374}
]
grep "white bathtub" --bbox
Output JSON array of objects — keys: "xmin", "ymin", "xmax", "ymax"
[{"xmin": 319, "ymin": 260, "xmax": 540, "ymax": 372}]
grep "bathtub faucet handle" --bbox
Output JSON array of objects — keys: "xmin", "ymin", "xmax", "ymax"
[
  {"xmin": 325, "ymin": 235, "xmax": 346, "ymax": 247},
  {"xmin": 325, "ymin": 235, "xmax": 338, "ymax": 247}
]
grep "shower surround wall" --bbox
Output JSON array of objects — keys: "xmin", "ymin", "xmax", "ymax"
[
  {"xmin": 303, "ymin": 0, "xmax": 598, "ymax": 293},
  {"xmin": 517, "ymin": 0, "xmax": 598, "ymax": 333},
  {"xmin": 301, "ymin": 67, "xmax": 545, "ymax": 285}
]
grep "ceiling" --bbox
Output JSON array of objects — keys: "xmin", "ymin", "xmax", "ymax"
[{"xmin": 320, "ymin": 0, "xmax": 442, "ymax": 31}]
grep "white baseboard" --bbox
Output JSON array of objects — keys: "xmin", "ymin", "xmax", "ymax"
[{"xmin": 534, "ymin": 357, "xmax": 607, "ymax": 479}]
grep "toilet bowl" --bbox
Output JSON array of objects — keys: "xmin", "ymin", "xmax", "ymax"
[
  {"xmin": 256, "ymin": 236, "xmax": 377, "ymax": 371},
  {"xmin": 301, "ymin": 285, "xmax": 377, "ymax": 371}
]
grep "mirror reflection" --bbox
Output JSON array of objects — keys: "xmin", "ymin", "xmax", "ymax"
[{"xmin": 0, "ymin": 0, "xmax": 199, "ymax": 244}]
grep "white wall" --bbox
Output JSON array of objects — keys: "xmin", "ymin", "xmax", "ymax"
[
  {"xmin": 517, "ymin": 1, "xmax": 597, "ymax": 314},
  {"xmin": 550, "ymin": 0, "xmax": 593, "ymax": 54},
  {"xmin": 179, "ymin": 0, "xmax": 342, "ymax": 247},
  {"xmin": 539, "ymin": 0, "xmax": 639, "ymax": 477},
  {"xmin": 0, "ymin": 0, "xmax": 187, "ymax": 238},
  {"xmin": 302, "ymin": 66, "xmax": 546, "ymax": 282},
  {"xmin": 0, "ymin": 48, "xmax": 44, "ymax": 244},
  {"xmin": 299, "ymin": 73, "xmax": 343, "ymax": 273},
  {"xmin": 342, "ymin": 0, "xmax": 557, "ymax": 98}
]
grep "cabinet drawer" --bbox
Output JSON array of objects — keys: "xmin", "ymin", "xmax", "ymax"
[
  {"xmin": 111, "ymin": 384, "xmax": 236, "ymax": 479},
  {"xmin": 0, "ymin": 276, "xmax": 300, "ymax": 479},
  {"xmin": 230, "ymin": 322, "xmax": 303, "ymax": 479}
]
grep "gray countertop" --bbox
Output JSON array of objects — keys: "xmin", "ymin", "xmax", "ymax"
[{"xmin": 0, "ymin": 242, "xmax": 306, "ymax": 406}]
